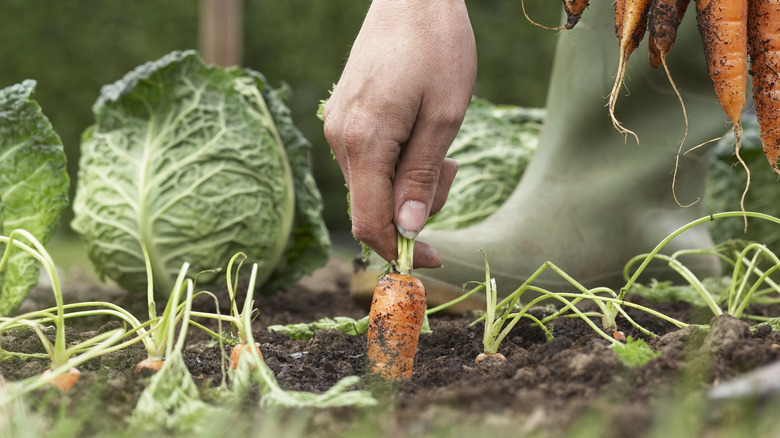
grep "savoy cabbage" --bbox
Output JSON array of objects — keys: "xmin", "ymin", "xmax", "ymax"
[
  {"xmin": 425, "ymin": 97, "xmax": 543, "ymax": 230},
  {"xmin": 0, "ymin": 80, "xmax": 70, "ymax": 315},
  {"xmin": 72, "ymin": 50, "xmax": 329, "ymax": 295}
]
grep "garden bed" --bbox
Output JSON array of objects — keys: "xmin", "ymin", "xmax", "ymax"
[{"xmin": 3, "ymin": 256, "xmax": 780, "ymax": 437}]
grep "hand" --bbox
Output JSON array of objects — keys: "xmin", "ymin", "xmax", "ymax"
[{"xmin": 322, "ymin": 0, "xmax": 476, "ymax": 268}]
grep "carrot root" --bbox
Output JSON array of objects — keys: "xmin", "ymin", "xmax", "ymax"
[
  {"xmin": 44, "ymin": 367, "xmax": 81, "ymax": 392},
  {"xmin": 747, "ymin": 0, "xmax": 780, "ymax": 173},
  {"xmin": 609, "ymin": 0, "xmax": 653, "ymax": 143},
  {"xmin": 135, "ymin": 358, "xmax": 165, "ymax": 373},
  {"xmin": 475, "ymin": 352, "xmax": 508, "ymax": 364},
  {"xmin": 229, "ymin": 343, "xmax": 264, "ymax": 370},
  {"xmin": 366, "ymin": 272, "xmax": 426, "ymax": 380}
]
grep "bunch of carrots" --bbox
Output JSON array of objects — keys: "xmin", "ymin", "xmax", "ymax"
[{"xmin": 564, "ymin": 0, "xmax": 780, "ymax": 174}]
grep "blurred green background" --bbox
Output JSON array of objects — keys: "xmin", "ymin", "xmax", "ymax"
[{"xmin": 0, "ymin": 0, "xmax": 560, "ymax": 239}]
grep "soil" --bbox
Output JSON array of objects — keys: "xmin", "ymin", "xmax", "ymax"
[{"xmin": 3, "ymin": 256, "xmax": 780, "ymax": 437}]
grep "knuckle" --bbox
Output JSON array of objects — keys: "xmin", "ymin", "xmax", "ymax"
[{"xmin": 401, "ymin": 162, "xmax": 440, "ymax": 190}]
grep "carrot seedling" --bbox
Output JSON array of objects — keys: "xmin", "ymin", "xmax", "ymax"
[
  {"xmin": 0, "ymin": 229, "xmax": 127, "ymax": 394},
  {"xmin": 622, "ymin": 211, "xmax": 780, "ymax": 321},
  {"xmin": 130, "ymin": 263, "xmax": 223, "ymax": 434},
  {"xmin": 214, "ymin": 255, "xmax": 376, "ymax": 408}
]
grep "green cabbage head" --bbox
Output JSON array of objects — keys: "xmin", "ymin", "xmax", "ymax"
[{"xmin": 72, "ymin": 50, "xmax": 329, "ymax": 295}]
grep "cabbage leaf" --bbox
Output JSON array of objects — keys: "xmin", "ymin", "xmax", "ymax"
[
  {"xmin": 72, "ymin": 51, "xmax": 329, "ymax": 295},
  {"xmin": 425, "ymin": 97, "xmax": 543, "ymax": 230},
  {"xmin": 0, "ymin": 80, "xmax": 70, "ymax": 315}
]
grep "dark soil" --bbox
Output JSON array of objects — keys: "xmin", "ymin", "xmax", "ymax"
[{"xmin": 4, "ymin": 257, "xmax": 780, "ymax": 437}]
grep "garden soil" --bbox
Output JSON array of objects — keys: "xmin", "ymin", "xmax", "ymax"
[{"xmin": 3, "ymin": 256, "xmax": 780, "ymax": 437}]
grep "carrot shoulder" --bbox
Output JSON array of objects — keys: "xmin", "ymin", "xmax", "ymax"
[
  {"xmin": 366, "ymin": 272, "xmax": 427, "ymax": 379},
  {"xmin": 44, "ymin": 367, "xmax": 81, "ymax": 392},
  {"xmin": 229, "ymin": 343, "xmax": 264, "ymax": 369},
  {"xmin": 748, "ymin": 0, "xmax": 780, "ymax": 174}
]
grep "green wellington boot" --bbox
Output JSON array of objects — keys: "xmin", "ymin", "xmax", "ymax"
[{"xmin": 352, "ymin": 1, "xmax": 735, "ymax": 311}]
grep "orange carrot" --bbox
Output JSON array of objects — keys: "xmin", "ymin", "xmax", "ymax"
[
  {"xmin": 43, "ymin": 367, "xmax": 81, "ymax": 392},
  {"xmin": 229, "ymin": 343, "xmax": 264, "ymax": 369},
  {"xmin": 696, "ymin": 0, "xmax": 748, "ymax": 127},
  {"xmin": 696, "ymin": 0, "xmax": 750, "ymax": 219},
  {"xmin": 366, "ymin": 272, "xmax": 427, "ymax": 379},
  {"xmin": 647, "ymin": 0, "xmax": 691, "ymax": 68},
  {"xmin": 563, "ymin": 0, "xmax": 591, "ymax": 29},
  {"xmin": 608, "ymin": 0, "xmax": 654, "ymax": 141},
  {"xmin": 747, "ymin": 0, "xmax": 780, "ymax": 174},
  {"xmin": 135, "ymin": 358, "xmax": 165, "ymax": 373}
]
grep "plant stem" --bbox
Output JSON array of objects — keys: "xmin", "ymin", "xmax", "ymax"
[{"xmin": 395, "ymin": 233, "xmax": 414, "ymax": 275}]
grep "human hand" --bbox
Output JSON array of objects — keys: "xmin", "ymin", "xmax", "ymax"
[{"xmin": 322, "ymin": 0, "xmax": 476, "ymax": 268}]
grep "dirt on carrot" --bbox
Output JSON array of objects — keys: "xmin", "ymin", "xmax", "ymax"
[
  {"xmin": 696, "ymin": 0, "xmax": 748, "ymax": 125},
  {"xmin": 747, "ymin": 0, "xmax": 780, "ymax": 174},
  {"xmin": 563, "ymin": 0, "xmax": 591, "ymax": 29},
  {"xmin": 366, "ymin": 272, "xmax": 427, "ymax": 380},
  {"xmin": 647, "ymin": 0, "xmax": 691, "ymax": 67}
]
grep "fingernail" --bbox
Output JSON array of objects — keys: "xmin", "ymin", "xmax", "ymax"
[{"xmin": 396, "ymin": 200, "xmax": 427, "ymax": 239}]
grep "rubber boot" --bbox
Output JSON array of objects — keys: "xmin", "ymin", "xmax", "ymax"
[{"xmin": 352, "ymin": 2, "xmax": 730, "ymax": 311}]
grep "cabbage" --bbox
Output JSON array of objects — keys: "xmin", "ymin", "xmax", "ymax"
[
  {"xmin": 425, "ymin": 97, "xmax": 543, "ymax": 230},
  {"xmin": 0, "ymin": 80, "xmax": 70, "ymax": 315},
  {"xmin": 72, "ymin": 51, "xmax": 329, "ymax": 295}
]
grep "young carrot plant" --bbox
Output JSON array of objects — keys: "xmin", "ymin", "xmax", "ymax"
[
  {"xmin": 0, "ymin": 229, "xmax": 127, "ymax": 395},
  {"xmin": 621, "ymin": 211, "xmax": 780, "ymax": 321},
  {"xmin": 188, "ymin": 252, "xmax": 376, "ymax": 408},
  {"xmin": 216, "ymin": 255, "xmax": 376, "ymax": 408},
  {"xmin": 130, "ymin": 262, "xmax": 224, "ymax": 434}
]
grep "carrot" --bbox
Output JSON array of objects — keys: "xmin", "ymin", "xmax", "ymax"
[
  {"xmin": 43, "ymin": 367, "xmax": 81, "ymax": 392},
  {"xmin": 366, "ymin": 272, "xmax": 427, "ymax": 379},
  {"xmin": 608, "ymin": 0, "xmax": 654, "ymax": 142},
  {"xmin": 696, "ymin": 0, "xmax": 750, "ymax": 221},
  {"xmin": 521, "ymin": 0, "xmax": 589, "ymax": 31},
  {"xmin": 747, "ymin": 0, "xmax": 780, "ymax": 174},
  {"xmin": 647, "ymin": 0, "xmax": 691, "ymax": 68},
  {"xmin": 648, "ymin": 0, "xmax": 695, "ymax": 207},
  {"xmin": 229, "ymin": 343, "xmax": 264, "ymax": 369},
  {"xmin": 135, "ymin": 358, "xmax": 165, "ymax": 373},
  {"xmin": 563, "ymin": 0, "xmax": 591, "ymax": 29},
  {"xmin": 696, "ymin": 0, "xmax": 748, "ymax": 127},
  {"xmin": 475, "ymin": 352, "xmax": 507, "ymax": 364}
]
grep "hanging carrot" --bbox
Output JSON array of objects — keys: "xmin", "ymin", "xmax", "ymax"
[
  {"xmin": 696, "ymin": 0, "xmax": 750, "ymax": 218},
  {"xmin": 563, "ymin": 0, "xmax": 591, "ymax": 29},
  {"xmin": 608, "ymin": 0, "xmax": 654, "ymax": 142},
  {"xmin": 696, "ymin": 0, "xmax": 748, "ymax": 128},
  {"xmin": 647, "ymin": 0, "xmax": 691, "ymax": 67},
  {"xmin": 747, "ymin": 0, "xmax": 780, "ymax": 174},
  {"xmin": 366, "ymin": 272, "xmax": 427, "ymax": 380}
]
